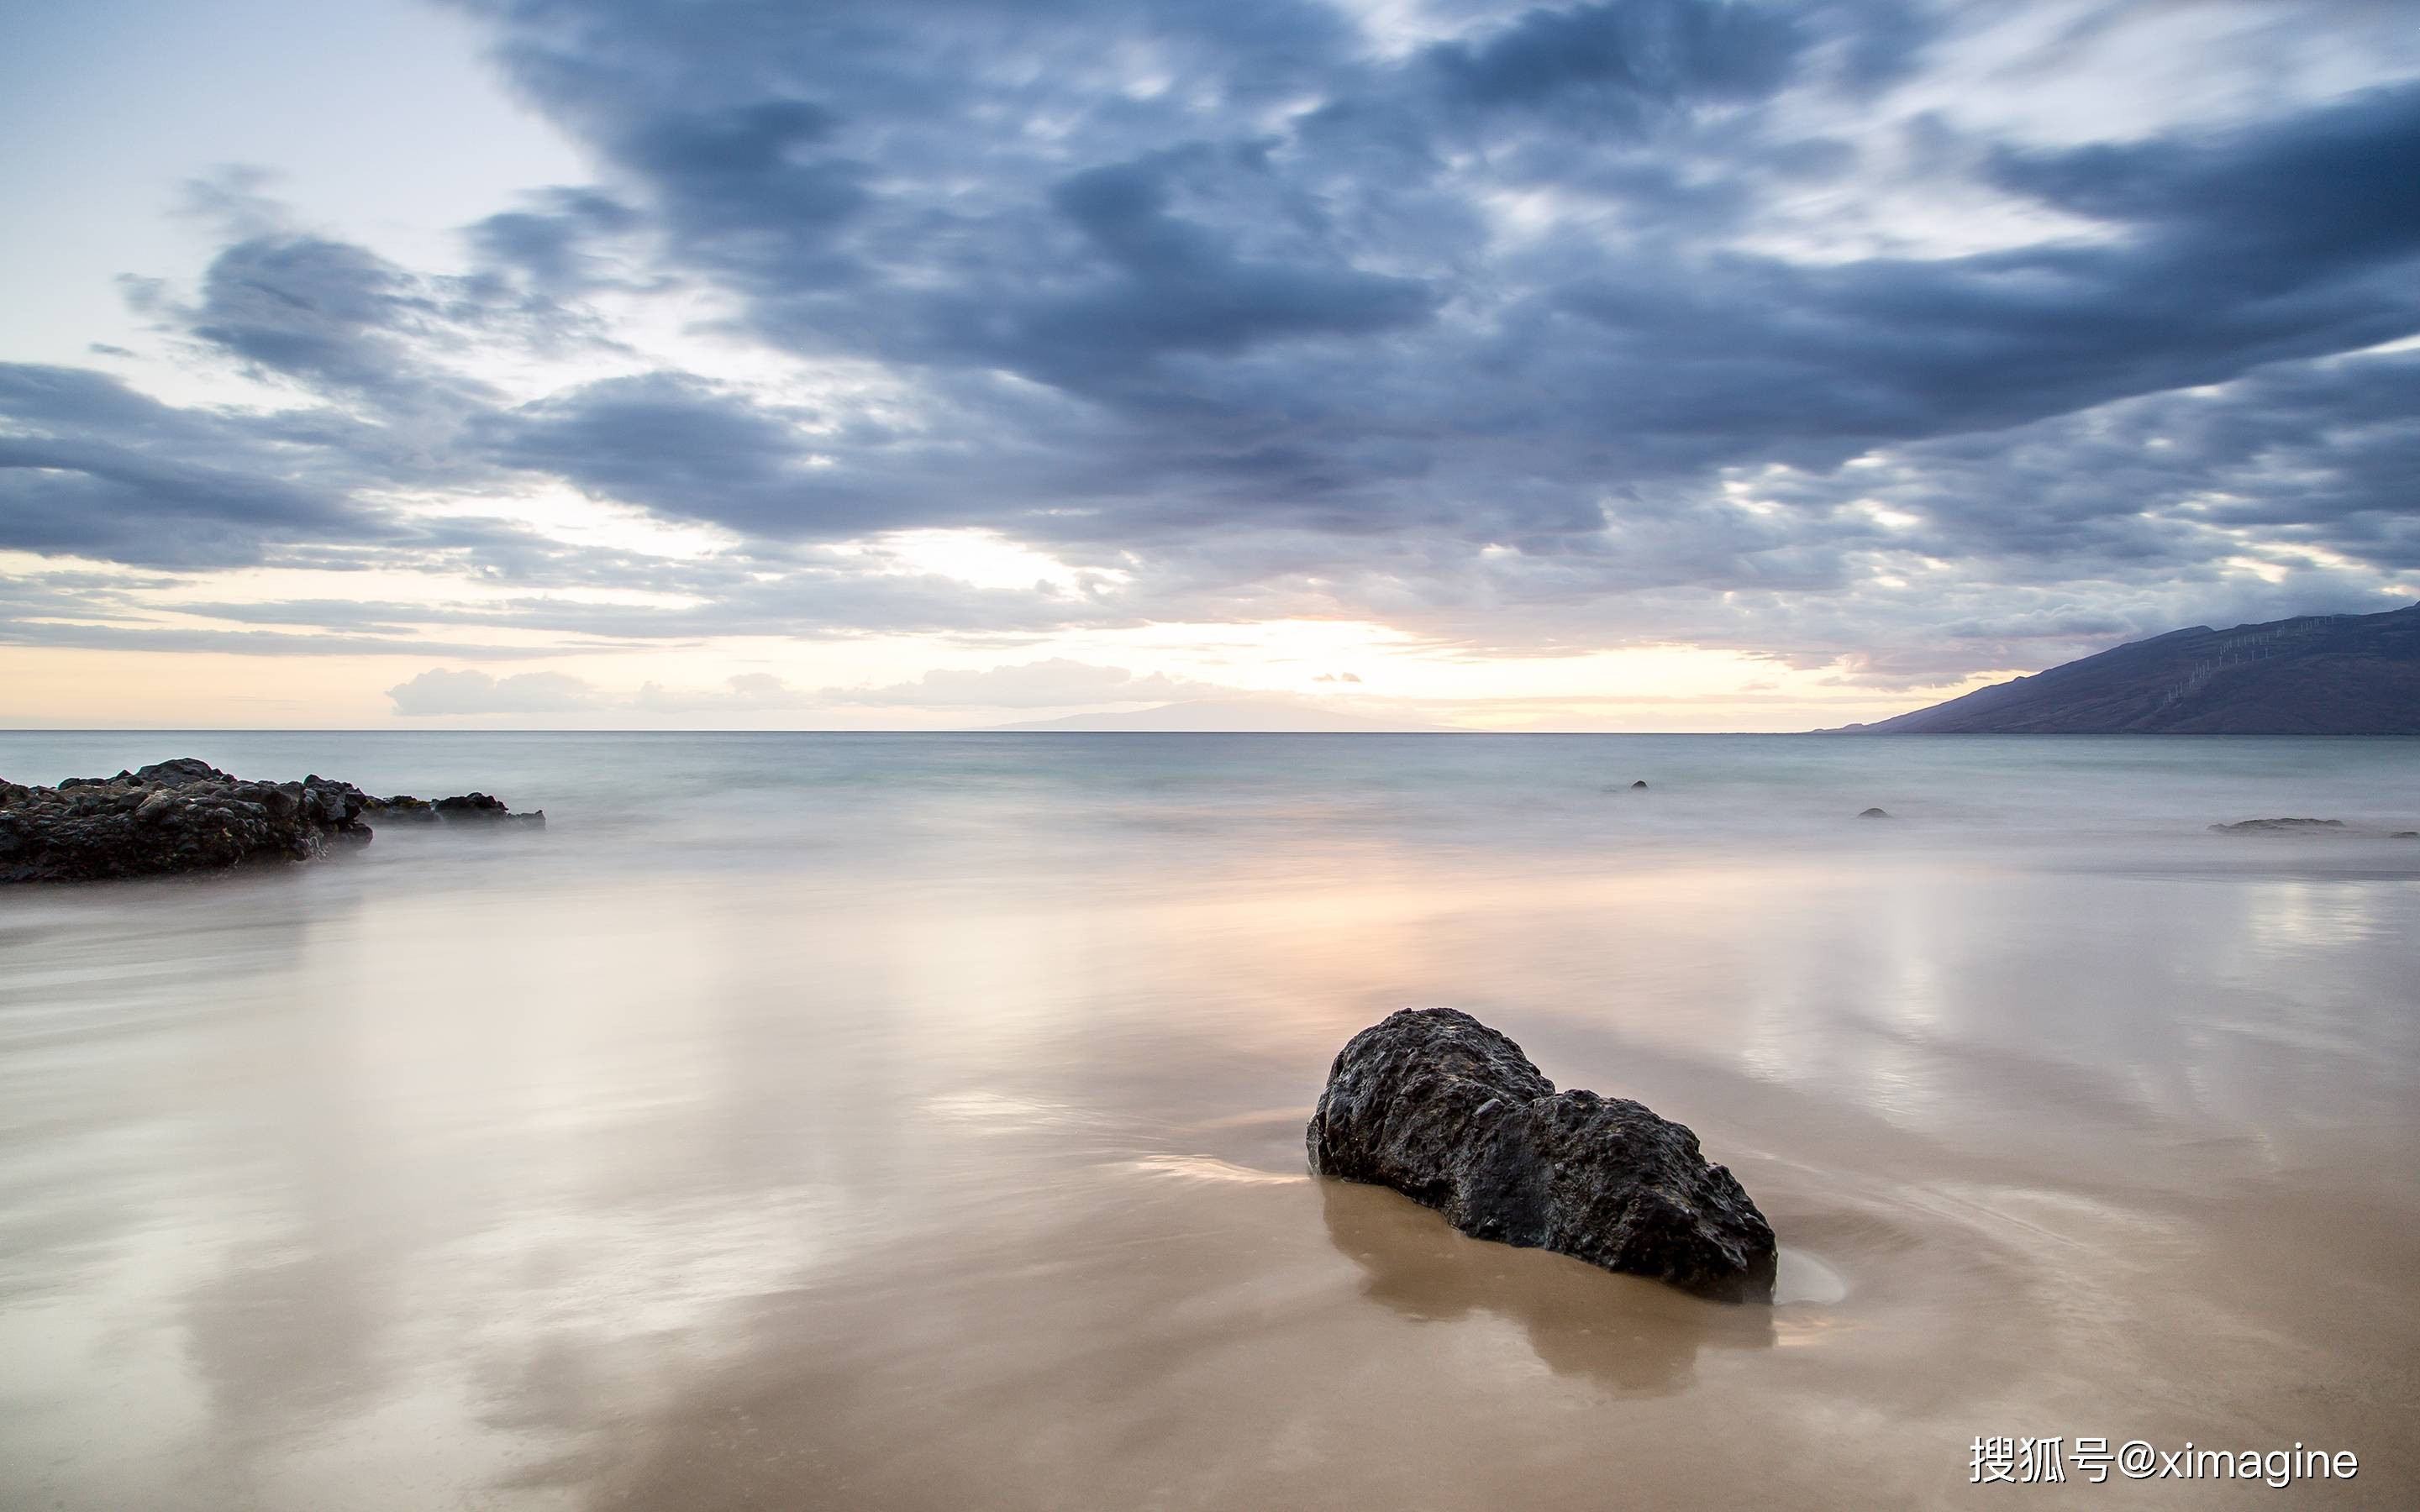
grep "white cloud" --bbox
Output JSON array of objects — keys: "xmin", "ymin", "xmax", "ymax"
[
  {"xmin": 630, "ymin": 671, "xmax": 814, "ymax": 712},
  {"xmin": 825, "ymin": 659, "xmax": 1221, "ymax": 709},
  {"xmin": 386, "ymin": 667, "xmax": 602, "ymax": 716}
]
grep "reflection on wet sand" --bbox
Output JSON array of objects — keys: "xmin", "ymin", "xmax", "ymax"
[
  {"xmin": 2, "ymin": 732, "xmax": 2417, "ymax": 1509},
  {"xmin": 1318, "ymin": 1177, "xmax": 1774, "ymax": 1395}
]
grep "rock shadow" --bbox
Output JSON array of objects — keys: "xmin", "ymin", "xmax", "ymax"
[{"xmin": 1320, "ymin": 1177, "xmax": 1774, "ymax": 1396}]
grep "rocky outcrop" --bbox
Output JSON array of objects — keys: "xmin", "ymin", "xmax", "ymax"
[
  {"xmin": 1859, "ymin": 806, "xmax": 1891, "ymax": 819},
  {"xmin": 0, "ymin": 758, "xmax": 543, "ymax": 883},
  {"xmin": 1307, "ymin": 1008, "xmax": 1777, "ymax": 1302}
]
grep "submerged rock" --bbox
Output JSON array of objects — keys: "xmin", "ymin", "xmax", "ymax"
[
  {"xmin": 1859, "ymin": 806, "xmax": 1891, "ymax": 819},
  {"xmin": 0, "ymin": 758, "xmax": 543, "ymax": 884},
  {"xmin": 1306, "ymin": 1007, "xmax": 1777, "ymax": 1301},
  {"xmin": 1631, "ymin": 780, "xmax": 1649, "ymax": 790},
  {"xmin": 2208, "ymin": 817, "xmax": 2348, "ymax": 835}
]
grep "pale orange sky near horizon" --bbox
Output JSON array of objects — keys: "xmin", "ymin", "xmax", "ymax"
[{"xmin": 0, "ymin": 627, "xmax": 2008, "ymax": 732}]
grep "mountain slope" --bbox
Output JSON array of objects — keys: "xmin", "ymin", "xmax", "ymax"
[{"xmin": 1841, "ymin": 603, "xmax": 2420, "ymax": 734}]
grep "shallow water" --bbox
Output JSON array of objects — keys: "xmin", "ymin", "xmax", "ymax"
[{"xmin": 3, "ymin": 733, "xmax": 2416, "ymax": 1508}]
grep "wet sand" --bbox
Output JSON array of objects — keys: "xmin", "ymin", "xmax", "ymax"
[{"xmin": 2, "ymin": 735, "xmax": 2417, "ymax": 1508}]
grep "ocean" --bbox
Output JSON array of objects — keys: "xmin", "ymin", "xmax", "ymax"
[{"xmin": 3, "ymin": 732, "xmax": 2416, "ymax": 1507}]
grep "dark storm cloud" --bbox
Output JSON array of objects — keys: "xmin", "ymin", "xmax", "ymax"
[
  {"xmin": 1009, "ymin": 151, "xmax": 1440, "ymax": 383},
  {"xmin": 11, "ymin": 0, "xmax": 2420, "ymax": 682},
  {"xmin": 0, "ymin": 365, "xmax": 397, "ymax": 568},
  {"xmin": 477, "ymin": 373, "xmax": 841, "ymax": 526},
  {"xmin": 616, "ymin": 101, "xmax": 871, "ymax": 292},
  {"xmin": 1793, "ymin": 347, "xmax": 2420, "ymax": 575},
  {"xmin": 435, "ymin": 0, "xmax": 2420, "ymax": 551},
  {"xmin": 1424, "ymin": 0, "xmax": 1808, "ymax": 118},
  {"xmin": 1988, "ymin": 78, "xmax": 2420, "ymax": 275}
]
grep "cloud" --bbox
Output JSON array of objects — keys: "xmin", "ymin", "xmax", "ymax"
[
  {"xmin": 187, "ymin": 235, "xmax": 435, "ymax": 395},
  {"xmin": 479, "ymin": 372, "xmax": 842, "ymax": 528},
  {"xmin": 0, "ymin": 365, "xmax": 401, "ymax": 568},
  {"xmin": 826, "ymin": 659, "xmax": 1220, "ymax": 709},
  {"xmin": 469, "ymin": 188, "xmax": 639, "ymax": 291},
  {"xmin": 439, "ymin": 0, "xmax": 2420, "ymax": 590},
  {"xmin": 8, "ymin": 0, "xmax": 2420, "ymax": 695},
  {"xmin": 630, "ymin": 671, "xmax": 813, "ymax": 712},
  {"xmin": 387, "ymin": 667, "xmax": 604, "ymax": 715},
  {"xmin": 1423, "ymin": 0, "xmax": 1809, "ymax": 123}
]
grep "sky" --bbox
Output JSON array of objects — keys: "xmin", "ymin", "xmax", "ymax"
[{"xmin": 2, "ymin": 0, "xmax": 2417, "ymax": 732}]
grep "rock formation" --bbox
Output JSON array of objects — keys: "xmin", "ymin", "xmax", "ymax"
[
  {"xmin": 1307, "ymin": 1007, "xmax": 1777, "ymax": 1301},
  {"xmin": 0, "ymin": 758, "xmax": 543, "ymax": 883}
]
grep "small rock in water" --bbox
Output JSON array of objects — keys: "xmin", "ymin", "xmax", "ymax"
[
  {"xmin": 1306, "ymin": 1007, "xmax": 1777, "ymax": 1301},
  {"xmin": 1631, "ymin": 780, "xmax": 1649, "ymax": 790},
  {"xmin": 1859, "ymin": 806, "xmax": 1891, "ymax": 819},
  {"xmin": 2389, "ymin": 832, "xmax": 2417, "ymax": 840},
  {"xmin": 2207, "ymin": 817, "xmax": 2348, "ymax": 835}
]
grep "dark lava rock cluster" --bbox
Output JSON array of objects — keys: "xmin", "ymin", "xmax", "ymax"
[
  {"xmin": 1307, "ymin": 1007, "xmax": 1778, "ymax": 1301},
  {"xmin": 1, "ymin": 758, "xmax": 542, "ymax": 883}
]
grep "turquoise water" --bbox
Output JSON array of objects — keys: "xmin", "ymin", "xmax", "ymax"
[{"xmin": 2, "ymin": 733, "xmax": 2416, "ymax": 1508}]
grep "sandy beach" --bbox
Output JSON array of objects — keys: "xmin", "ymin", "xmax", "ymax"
[{"xmin": 2, "ymin": 733, "xmax": 2414, "ymax": 1508}]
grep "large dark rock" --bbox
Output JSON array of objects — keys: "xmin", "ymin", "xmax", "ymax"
[
  {"xmin": 1307, "ymin": 1008, "xmax": 1778, "ymax": 1301},
  {"xmin": 0, "ymin": 758, "xmax": 543, "ymax": 883}
]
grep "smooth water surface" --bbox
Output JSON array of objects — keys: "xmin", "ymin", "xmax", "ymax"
[{"xmin": 3, "ymin": 733, "xmax": 2417, "ymax": 1508}]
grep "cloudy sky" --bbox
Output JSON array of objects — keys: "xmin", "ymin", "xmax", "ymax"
[{"xmin": 3, "ymin": 0, "xmax": 2415, "ymax": 730}]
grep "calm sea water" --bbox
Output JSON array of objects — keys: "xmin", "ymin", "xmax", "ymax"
[{"xmin": 3, "ymin": 733, "xmax": 2416, "ymax": 1508}]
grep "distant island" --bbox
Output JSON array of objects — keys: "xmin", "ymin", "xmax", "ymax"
[{"xmin": 1838, "ymin": 602, "xmax": 2420, "ymax": 734}]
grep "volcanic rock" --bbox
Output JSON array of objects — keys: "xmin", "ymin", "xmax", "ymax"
[
  {"xmin": 1306, "ymin": 1008, "xmax": 1777, "ymax": 1301},
  {"xmin": 0, "ymin": 758, "xmax": 543, "ymax": 883}
]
